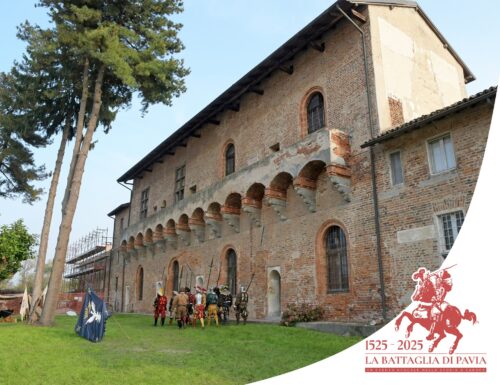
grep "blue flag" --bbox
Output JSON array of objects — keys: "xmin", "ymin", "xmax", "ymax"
[{"xmin": 75, "ymin": 289, "xmax": 110, "ymax": 343}]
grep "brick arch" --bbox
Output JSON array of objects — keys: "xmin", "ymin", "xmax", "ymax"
[
  {"xmin": 135, "ymin": 232, "xmax": 144, "ymax": 248},
  {"xmin": 154, "ymin": 224, "xmax": 164, "ymax": 242},
  {"xmin": 207, "ymin": 202, "xmax": 222, "ymax": 219},
  {"xmin": 219, "ymin": 138, "xmax": 236, "ymax": 179},
  {"xmin": 191, "ymin": 207, "xmax": 205, "ymax": 223},
  {"xmin": 295, "ymin": 160, "xmax": 327, "ymax": 193},
  {"xmin": 224, "ymin": 192, "xmax": 242, "ymax": 210},
  {"xmin": 299, "ymin": 86, "xmax": 327, "ymax": 138},
  {"xmin": 144, "ymin": 228, "xmax": 153, "ymax": 244},
  {"xmin": 166, "ymin": 219, "xmax": 176, "ymax": 234},
  {"xmin": 177, "ymin": 214, "xmax": 190, "ymax": 232},
  {"xmin": 246, "ymin": 183, "xmax": 265, "ymax": 201},
  {"xmin": 315, "ymin": 219, "xmax": 352, "ymax": 296},
  {"xmin": 127, "ymin": 236, "xmax": 135, "ymax": 251},
  {"xmin": 120, "ymin": 239, "xmax": 127, "ymax": 252},
  {"xmin": 299, "ymin": 160, "xmax": 326, "ymax": 180},
  {"xmin": 270, "ymin": 172, "xmax": 293, "ymax": 192}
]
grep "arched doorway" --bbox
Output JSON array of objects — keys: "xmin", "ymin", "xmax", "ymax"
[{"xmin": 267, "ymin": 269, "xmax": 281, "ymax": 318}]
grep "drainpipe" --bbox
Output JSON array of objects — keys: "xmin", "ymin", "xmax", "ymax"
[
  {"xmin": 121, "ymin": 256, "xmax": 126, "ymax": 312},
  {"xmin": 118, "ymin": 181, "xmax": 133, "ymax": 227},
  {"xmin": 336, "ymin": 4, "xmax": 387, "ymax": 321}
]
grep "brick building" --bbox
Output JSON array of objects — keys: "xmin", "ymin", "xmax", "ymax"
[{"xmin": 104, "ymin": 0, "xmax": 496, "ymax": 323}]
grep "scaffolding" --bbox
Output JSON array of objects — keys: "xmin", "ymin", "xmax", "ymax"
[{"xmin": 63, "ymin": 228, "xmax": 112, "ymax": 295}]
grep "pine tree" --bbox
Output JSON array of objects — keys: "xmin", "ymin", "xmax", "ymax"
[{"xmin": 38, "ymin": 0, "xmax": 188, "ymax": 325}]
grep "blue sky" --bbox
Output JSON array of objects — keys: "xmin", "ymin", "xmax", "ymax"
[{"xmin": 0, "ymin": 0, "xmax": 498, "ymax": 262}]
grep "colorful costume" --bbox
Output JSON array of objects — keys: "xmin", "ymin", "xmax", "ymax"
[
  {"xmin": 153, "ymin": 292, "xmax": 168, "ymax": 326},
  {"xmin": 206, "ymin": 288, "xmax": 219, "ymax": 326},
  {"xmin": 193, "ymin": 287, "xmax": 206, "ymax": 328}
]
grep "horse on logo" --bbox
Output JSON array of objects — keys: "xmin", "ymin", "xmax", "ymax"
[
  {"xmin": 395, "ymin": 266, "xmax": 477, "ymax": 354},
  {"xmin": 395, "ymin": 305, "xmax": 477, "ymax": 354}
]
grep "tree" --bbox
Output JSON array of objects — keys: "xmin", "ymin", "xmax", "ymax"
[
  {"xmin": 0, "ymin": 73, "xmax": 49, "ymax": 204},
  {"xmin": 1, "ymin": 21, "xmax": 131, "ymax": 318},
  {"xmin": 38, "ymin": 0, "xmax": 189, "ymax": 325},
  {"xmin": 0, "ymin": 220, "xmax": 37, "ymax": 282}
]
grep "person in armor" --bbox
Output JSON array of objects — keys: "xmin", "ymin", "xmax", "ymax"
[
  {"xmin": 427, "ymin": 269, "xmax": 453, "ymax": 340},
  {"xmin": 168, "ymin": 291, "xmax": 178, "ymax": 325},
  {"xmin": 153, "ymin": 289, "xmax": 168, "ymax": 326},
  {"xmin": 185, "ymin": 287, "xmax": 195, "ymax": 326},
  {"xmin": 205, "ymin": 287, "xmax": 219, "ymax": 326},
  {"xmin": 172, "ymin": 287, "xmax": 189, "ymax": 329},
  {"xmin": 192, "ymin": 286, "xmax": 206, "ymax": 328},
  {"xmin": 234, "ymin": 285, "xmax": 249, "ymax": 325},
  {"xmin": 219, "ymin": 285, "xmax": 233, "ymax": 324}
]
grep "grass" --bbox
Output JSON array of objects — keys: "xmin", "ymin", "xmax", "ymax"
[{"xmin": 0, "ymin": 314, "xmax": 360, "ymax": 385}]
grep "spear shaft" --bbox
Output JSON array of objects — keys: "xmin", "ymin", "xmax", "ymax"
[{"xmin": 206, "ymin": 257, "xmax": 214, "ymax": 289}]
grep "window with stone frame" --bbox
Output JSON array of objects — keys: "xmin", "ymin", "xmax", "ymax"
[
  {"xmin": 119, "ymin": 217, "xmax": 124, "ymax": 233},
  {"xmin": 307, "ymin": 92, "xmax": 325, "ymax": 134},
  {"xmin": 389, "ymin": 150, "xmax": 404, "ymax": 186},
  {"xmin": 174, "ymin": 165, "xmax": 185, "ymax": 202},
  {"xmin": 225, "ymin": 143, "xmax": 235, "ymax": 176},
  {"xmin": 227, "ymin": 249, "xmax": 237, "ymax": 295},
  {"xmin": 140, "ymin": 188, "xmax": 149, "ymax": 219},
  {"xmin": 137, "ymin": 266, "xmax": 144, "ymax": 301},
  {"xmin": 325, "ymin": 226, "xmax": 349, "ymax": 292},
  {"xmin": 428, "ymin": 134, "xmax": 456, "ymax": 174},
  {"xmin": 438, "ymin": 210, "xmax": 464, "ymax": 258}
]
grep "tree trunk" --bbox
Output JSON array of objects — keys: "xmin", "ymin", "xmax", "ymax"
[
  {"xmin": 62, "ymin": 58, "xmax": 89, "ymax": 212},
  {"xmin": 40, "ymin": 65, "xmax": 105, "ymax": 326},
  {"xmin": 29, "ymin": 122, "xmax": 70, "ymax": 322}
]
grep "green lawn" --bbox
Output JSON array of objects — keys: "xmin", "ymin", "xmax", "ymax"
[{"xmin": 0, "ymin": 314, "xmax": 360, "ymax": 385}]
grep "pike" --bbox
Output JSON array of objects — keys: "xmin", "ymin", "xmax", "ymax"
[
  {"xmin": 246, "ymin": 273, "xmax": 256, "ymax": 292},
  {"xmin": 206, "ymin": 257, "xmax": 215, "ymax": 289},
  {"xmin": 160, "ymin": 266, "xmax": 166, "ymax": 294},
  {"xmin": 186, "ymin": 264, "xmax": 194, "ymax": 290},
  {"xmin": 430, "ymin": 264, "xmax": 457, "ymax": 277},
  {"xmin": 215, "ymin": 258, "xmax": 222, "ymax": 287}
]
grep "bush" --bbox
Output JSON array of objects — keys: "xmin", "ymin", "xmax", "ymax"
[{"xmin": 280, "ymin": 303, "xmax": 325, "ymax": 326}]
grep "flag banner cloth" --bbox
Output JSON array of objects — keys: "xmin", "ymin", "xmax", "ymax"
[{"xmin": 75, "ymin": 289, "xmax": 110, "ymax": 343}]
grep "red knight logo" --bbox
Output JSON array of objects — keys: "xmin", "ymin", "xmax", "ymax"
[{"xmin": 395, "ymin": 265, "xmax": 477, "ymax": 354}]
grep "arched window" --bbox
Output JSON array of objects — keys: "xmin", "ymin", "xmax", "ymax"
[
  {"xmin": 307, "ymin": 92, "xmax": 325, "ymax": 133},
  {"xmin": 227, "ymin": 249, "xmax": 237, "ymax": 295},
  {"xmin": 325, "ymin": 226, "xmax": 349, "ymax": 292},
  {"xmin": 173, "ymin": 261, "xmax": 179, "ymax": 292},
  {"xmin": 225, "ymin": 143, "xmax": 235, "ymax": 176},
  {"xmin": 137, "ymin": 266, "xmax": 144, "ymax": 301}
]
